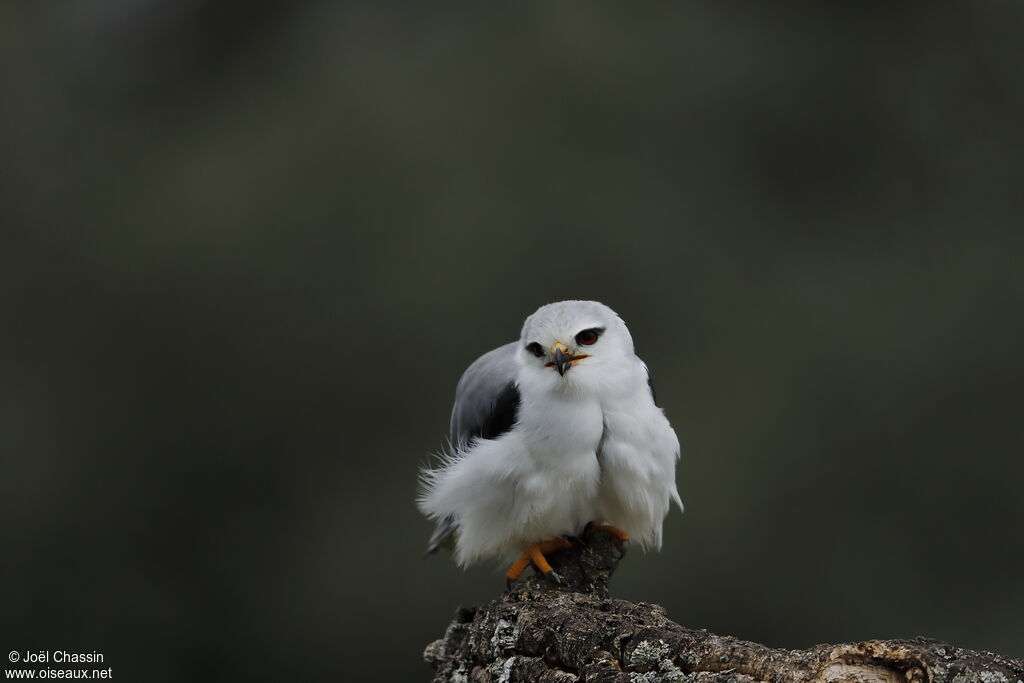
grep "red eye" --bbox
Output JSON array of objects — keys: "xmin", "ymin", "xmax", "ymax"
[{"xmin": 575, "ymin": 328, "xmax": 602, "ymax": 346}]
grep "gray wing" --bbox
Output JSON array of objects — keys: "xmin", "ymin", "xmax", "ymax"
[
  {"xmin": 449, "ymin": 342, "xmax": 522, "ymax": 447},
  {"xmin": 426, "ymin": 342, "xmax": 522, "ymax": 555}
]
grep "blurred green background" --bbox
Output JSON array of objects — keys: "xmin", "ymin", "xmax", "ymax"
[{"xmin": 2, "ymin": 2, "xmax": 1023, "ymax": 681}]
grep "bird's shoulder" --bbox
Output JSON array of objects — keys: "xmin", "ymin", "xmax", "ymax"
[
  {"xmin": 642, "ymin": 361, "xmax": 658, "ymax": 406},
  {"xmin": 449, "ymin": 341, "xmax": 522, "ymax": 447}
]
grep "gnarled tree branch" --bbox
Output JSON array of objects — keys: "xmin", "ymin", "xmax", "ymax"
[{"xmin": 425, "ymin": 528, "xmax": 1023, "ymax": 683}]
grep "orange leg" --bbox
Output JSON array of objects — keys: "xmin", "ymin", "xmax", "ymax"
[
  {"xmin": 505, "ymin": 538, "xmax": 573, "ymax": 586},
  {"xmin": 505, "ymin": 552, "xmax": 532, "ymax": 583}
]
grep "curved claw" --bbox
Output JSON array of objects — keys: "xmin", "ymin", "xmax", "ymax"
[
  {"xmin": 547, "ymin": 570, "xmax": 564, "ymax": 587},
  {"xmin": 504, "ymin": 537, "xmax": 572, "ymax": 588}
]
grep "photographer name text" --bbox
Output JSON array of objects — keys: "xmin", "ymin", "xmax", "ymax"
[{"xmin": 13, "ymin": 652, "xmax": 103, "ymax": 665}]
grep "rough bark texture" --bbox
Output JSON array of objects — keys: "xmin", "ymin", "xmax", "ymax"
[{"xmin": 425, "ymin": 528, "xmax": 1023, "ymax": 683}]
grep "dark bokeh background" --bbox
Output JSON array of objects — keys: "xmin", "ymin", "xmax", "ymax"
[{"xmin": 2, "ymin": 3, "xmax": 1023, "ymax": 681}]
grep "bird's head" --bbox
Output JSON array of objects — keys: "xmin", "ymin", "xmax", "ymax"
[{"xmin": 516, "ymin": 300, "xmax": 638, "ymax": 397}]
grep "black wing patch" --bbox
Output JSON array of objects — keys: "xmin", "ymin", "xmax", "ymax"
[
  {"xmin": 646, "ymin": 368, "xmax": 659, "ymax": 406},
  {"xmin": 429, "ymin": 379, "xmax": 521, "ymax": 555},
  {"xmin": 473, "ymin": 382, "xmax": 521, "ymax": 441}
]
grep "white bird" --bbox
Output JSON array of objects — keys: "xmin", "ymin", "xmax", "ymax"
[{"xmin": 418, "ymin": 300, "xmax": 682, "ymax": 585}]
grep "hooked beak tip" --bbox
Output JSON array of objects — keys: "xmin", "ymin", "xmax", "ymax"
[{"xmin": 553, "ymin": 348, "xmax": 572, "ymax": 376}]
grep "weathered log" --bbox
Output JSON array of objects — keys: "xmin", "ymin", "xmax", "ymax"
[{"xmin": 424, "ymin": 528, "xmax": 1023, "ymax": 683}]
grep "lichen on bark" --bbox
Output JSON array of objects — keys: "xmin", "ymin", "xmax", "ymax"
[{"xmin": 425, "ymin": 527, "xmax": 1024, "ymax": 683}]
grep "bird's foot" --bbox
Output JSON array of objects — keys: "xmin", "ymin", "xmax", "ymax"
[
  {"xmin": 589, "ymin": 523, "xmax": 630, "ymax": 555},
  {"xmin": 504, "ymin": 537, "xmax": 573, "ymax": 588}
]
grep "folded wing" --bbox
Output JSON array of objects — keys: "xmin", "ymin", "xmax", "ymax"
[{"xmin": 424, "ymin": 342, "xmax": 521, "ymax": 554}]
